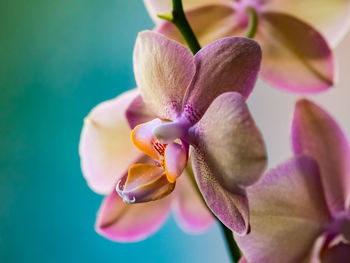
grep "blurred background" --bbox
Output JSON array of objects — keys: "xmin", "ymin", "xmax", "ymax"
[{"xmin": 0, "ymin": 0, "xmax": 349, "ymax": 262}]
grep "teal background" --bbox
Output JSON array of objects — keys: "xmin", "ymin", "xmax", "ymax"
[{"xmin": 0, "ymin": 1, "xmax": 229, "ymax": 262}]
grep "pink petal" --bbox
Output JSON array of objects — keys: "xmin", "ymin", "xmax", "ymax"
[
  {"xmin": 191, "ymin": 148, "xmax": 250, "ymax": 235},
  {"xmin": 191, "ymin": 92, "xmax": 266, "ymax": 192},
  {"xmin": 264, "ymin": 0, "xmax": 350, "ymax": 46},
  {"xmin": 172, "ymin": 169, "xmax": 214, "ymax": 233},
  {"xmin": 292, "ymin": 99, "xmax": 350, "ymax": 213},
  {"xmin": 125, "ymin": 94, "xmax": 155, "ymax": 129},
  {"xmin": 257, "ymin": 12, "xmax": 334, "ymax": 93},
  {"xmin": 238, "ymin": 258, "xmax": 248, "ymax": 263},
  {"xmin": 235, "ymin": 156, "xmax": 332, "ymax": 263},
  {"xmin": 79, "ymin": 89, "xmax": 141, "ymax": 194},
  {"xmin": 96, "ymin": 184, "xmax": 172, "ymax": 242},
  {"xmin": 190, "ymin": 92, "xmax": 267, "ymax": 234},
  {"xmin": 164, "ymin": 143, "xmax": 188, "ymax": 183},
  {"xmin": 183, "ymin": 37, "xmax": 261, "ymax": 123},
  {"xmin": 156, "ymin": 4, "xmax": 241, "ymax": 47},
  {"xmin": 133, "ymin": 31, "xmax": 195, "ymax": 121}
]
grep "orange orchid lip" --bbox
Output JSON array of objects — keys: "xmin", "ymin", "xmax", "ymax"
[{"xmin": 116, "ymin": 118, "xmax": 188, "ymax": 203}]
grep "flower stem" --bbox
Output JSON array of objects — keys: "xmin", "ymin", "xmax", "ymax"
[
  {"xmin": 159, "ymin": 1, "xmax": 242, "ymax": 261},
  {"xmin": 245, "ymin": 7, "xmax": 259, "ymax": 39},
  {"xmin": 219, "ymin": 221, "xmax": 242, "ymax": 263},
  {"xmin": 186, "ymin": 166, "xmax": 242, "ymax": 263},
  {"xmin": 157, "ymin": 0, "xmax": 201, "ymax": 54}
]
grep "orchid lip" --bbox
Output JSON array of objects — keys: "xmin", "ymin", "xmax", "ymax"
[{"xmin": 116, "ymin": 180, "xmax": 136, "ymax": 204}]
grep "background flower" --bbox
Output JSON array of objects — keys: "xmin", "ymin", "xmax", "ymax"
[
  {"xmin": 235, "ymin": 99, "xmax": 350, "ymax": 262},
  {"xmin": 143, "ymin": 0, "xmax": 350, "ymax": 93}
]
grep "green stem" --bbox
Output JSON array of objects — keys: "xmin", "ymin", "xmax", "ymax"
[
  {"xmin": 157, "ymin": 0, "xmax": 201, "ymax": 54},
  {"xmin": 185, "ymin": 166, "xmax": 241, "ymax": 263},
  {"xmin": 219, "ymin": 221, "xmax": 242, "ymax": 263},
  {"xmin": 159, "ymin": 1, "xmax": 241, "ymax": 260},
  {"xmin": 245, "ymin": 7, "xmax": 259, "ymax": 39}
]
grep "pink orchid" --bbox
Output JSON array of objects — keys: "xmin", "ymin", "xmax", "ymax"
[
  {"xmin": 143, "ymin": 0, "xmax": 350, "ymax": 93},
  {"xmin": 79, "ymin": 30, "xmax": 267, "ymax": 241},
  {"xmin": 235, "ymin": 99, "xmax": 350, "ymax": 262}
]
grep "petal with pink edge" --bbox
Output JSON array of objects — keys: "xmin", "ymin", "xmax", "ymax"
[
  {"xmin": 257, "ymin": 12, "xmax": 334, "ymax": 93},
  {"xmin": 157, "ymin": 4, "xmax": 241, "ymax": 48},
  {"xmin": 292, "ymin": 99, "xmax": 350, "ymax": 213},
  {"xmin": 79, "ymin": 89, "xmax": 141, "ymax": 195},
  {"xmin": 172, "ymin": 168, "xmax": 214, "ymax": 233},
  {"xmin": 189, "ymin": 92, "xmax": 266, "ymax": 234},
  {"xmin": 264, "ymin": 0, "xmax": 350, "ymax": 46},
  {"xmin": 96, "ymin": 186, "xmax": 172, "ymax": 242},
  {"xmin": 133, "ymin": 31, "xmax": 195, "ymax": 120},
  {"xmin": 143, "ymin": 0, "xmax": 227, "ymax": 22},
  {"xmin": 183, "ymin": 37, "xmax": 261, "ymax": 123},
  {"xmin": 125, "ymin": 94, "xmax": 155, "ymax": 129},
  {"xmin": 238, "ymin": 258, "xmax": 248, "ymax": 263},
  {"xmin": 235, "ymin": 156, "xmax": 332, "ymax": 263}
]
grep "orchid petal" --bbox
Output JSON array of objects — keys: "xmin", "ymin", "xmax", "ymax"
[
  {"xmin": 133, "ymin": 31, "xmax": 195, "ymax": 120},
  {"xmin": 238, "ymin": 258, "xmax": 248, "ymax": 263},
  {"xmin": 79, "ymin": 89, "xmax": 141, "ymax": 194},
  {"xmin": 173, "ymin": 169, "xmax": 214, "ymax": 233},
  {"xmin": 191, "ymin": 149, "xmax": 250, "ymax": 235},
  {"xmin": 257, "ymin": 12, "xmax": 334, "ymax": 93},
  {"xmin": 131, "ymin": 118, "xmax": 164, "ymax": 160},
  {"xmin": 182, "ymin": 37, "xmax": 261, "ymax": 123},
  {"xmin": 164, "ymin": 143, "xmax": 187, "ymax": 183},
  {"xmin": 96, "ymin": 184, "xmax": 171, "ymax": 242},
  {"xmin": 157, "ymin": 4, "xmax": 241, "ymax": 48},
  {"xmin": 292, "ymin": 99, "xmax": 350, "ymax": 213},
  {"xmin": 235, "ymin": 156, "xmax": 332, "ymax": 263},
  {"xmin": 191, "ymin": 92, "xmax": 266, "ymax": 192},
  {"xmin": 119, "ymin": 164, "xmax": 175, "ymax": 203},
  {"xmin": 143, "ymin": 0, "xmax": 226, "ymax": 22},
  {"xmin": 190, "ymin": 92, "xmax": 267, "ymax": 234},
  {"xmin": 264, "ymin": 0, "xmax": 350, "ymax": 46},
  {"xmin": 125, "ymin": 94, "xmax": 154, "ymax": 129}
]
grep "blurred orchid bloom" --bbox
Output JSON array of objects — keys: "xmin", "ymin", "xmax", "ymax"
[
  {"xmin": 235, "ymin": 99, "xmax": 350, "ymax": 262},
  {"xmin": 79, "ymin": 30, "xmax": 267, "ymax": 241},
  {"xmin": 143, "ymin": 0, "xmax": 350, "ymax": 93}
]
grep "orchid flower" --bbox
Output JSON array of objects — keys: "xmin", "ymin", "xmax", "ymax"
[
  {"xmin": 79, "ymin": 30, "xmax": 267, "ymax": 241},
  {"xmin": 80, "ymin": 89, "xmax": 214, "ymax": 241},
  {"xmin": 235, "ymin": 99, "xmax": 350, "ymax": 262},
  {"xmin": 143, "ymin": 0, "xmax": 350, "ymax": 93}
]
